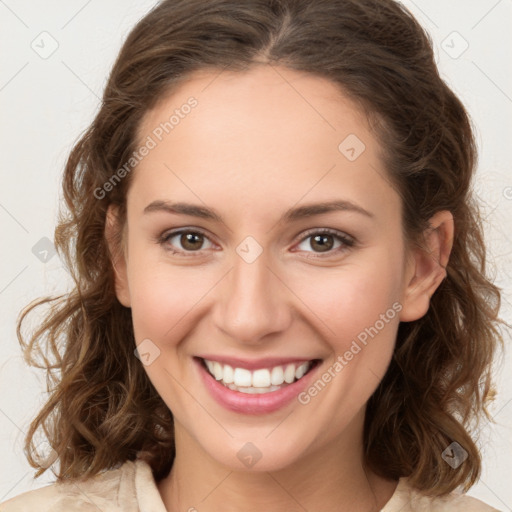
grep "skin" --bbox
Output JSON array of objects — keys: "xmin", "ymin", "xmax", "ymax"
[{"xmin": 106, "ymin": 64, "xmax": 453, "ymax": 512}]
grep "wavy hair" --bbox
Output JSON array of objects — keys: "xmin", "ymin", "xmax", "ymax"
[{"xmin": 17, "ymin": 0, "xmax": 505, "ymax": 496}]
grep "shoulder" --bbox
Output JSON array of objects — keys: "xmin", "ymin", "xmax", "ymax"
[
  {"xmin": 382, "ymin": 477, "xmax": 503, "ymax": 512},
  {"xmin": 0, "ymin": 459, "xmax": 140, "ymax": 512}
]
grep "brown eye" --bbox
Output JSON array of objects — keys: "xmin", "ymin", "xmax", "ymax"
[
  {"xmin": 160, "ymin": 229, "xmax": 215, "ymax": 254},
  {"xmin": 295, "ymin": 229, "xmax": 355, "ymax": 256},
  {"xmin": 180, "ymin": 232, "xmax": 204, "ymax": 251},
  {"xmin": 310, "ymin": 234, "xmax": 334, "ymax": 252}
]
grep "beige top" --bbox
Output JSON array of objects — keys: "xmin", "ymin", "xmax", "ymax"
[{"xmin": 0, "ymin": 457, "xmax": 501, "ymax": 512}]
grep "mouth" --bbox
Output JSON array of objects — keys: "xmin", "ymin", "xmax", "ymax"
[{"xmin": 197, "ymin": 357, "xmax": 321, "ymax": 394}]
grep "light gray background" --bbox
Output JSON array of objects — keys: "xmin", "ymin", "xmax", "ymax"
[{"xmin": 1, "ymin": 0, "xmax": 511, "ymax": 509}]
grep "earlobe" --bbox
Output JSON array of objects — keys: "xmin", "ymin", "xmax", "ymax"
[
  {"xmin": 105, "ymin": 205, "xmax": 131, "ymax": 308},
  {"xmin": 399, "ymin": 210, "xmax": 454, "ymax": 322}
]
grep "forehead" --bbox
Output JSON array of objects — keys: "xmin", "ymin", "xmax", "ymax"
[
  {"xmin": 129, "ymin": 65, "xmax": 398, "ymax": 223},
  {"xmin": 138, "ymin": 65, "xmax": 369, "ymax": 150}
]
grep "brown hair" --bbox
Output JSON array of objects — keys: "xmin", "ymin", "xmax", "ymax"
[{"xmin": 17, "ymin": 0, "xmax": 505, "ymax": 496}]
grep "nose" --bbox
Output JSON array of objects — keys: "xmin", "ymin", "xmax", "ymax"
[{"xmin": 212, "ymin": 249, "xmax": 293, "ymax": 345}]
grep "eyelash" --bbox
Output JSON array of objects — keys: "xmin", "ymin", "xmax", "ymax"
[{"xmin": 157, "ymin": 227, "xmax": 356, "ymax": 259}]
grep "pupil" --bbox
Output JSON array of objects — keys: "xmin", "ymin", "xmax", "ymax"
[
  {"xmin": 179, "ymin": 233, "xmax": 335, "ymax": 252},
  {"xmin": 312, "ymin": 234, "xmax": 333, "ymax": 252},
  {"xmin": 182, "ymin": 233, "xmax": 202, "ymax": 250}
]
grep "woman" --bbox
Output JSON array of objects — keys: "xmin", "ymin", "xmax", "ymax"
[{"xmin": 1, "ymin": 0, "xmax": 505, "ymax": 510}]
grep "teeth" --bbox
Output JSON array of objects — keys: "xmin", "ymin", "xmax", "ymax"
[
  {"xmin": 284, "ymin": 364, "xmax": 296, "ymax": 383},
  {"xmin": 213, "ymin": 361, "xmax": 223, "ymax": 380},
  {"xmin": 271, "ymin": 366, "xmax": 284, "ymax": 385},
  {"xmin": 203, "ymin": 358, "xmax": 314, "ymax": 391},
  {"xmin": 223, "ymin": 364, "xmax": 234, "ymax": 384},
  {"xmin": 226, "ymin": 383, "xmax": 284, "ymax": 393},
  {"xmin": 295, "ymin": 362, "xmax": 309, "ymax": 380},
  {"xmin": 233, "ymin": 367, "xmax": 252, "ymax": 387},
  {"xmin": 252, "ymin": 369, "xmax": 271, "ymax": 387}
]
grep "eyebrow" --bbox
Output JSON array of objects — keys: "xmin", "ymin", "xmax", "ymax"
[{"xmin": 143, "ymin": 199, "xmax": 374, "ymax": 223}]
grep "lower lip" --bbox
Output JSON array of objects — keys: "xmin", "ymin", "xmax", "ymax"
[{"xmin": 195, "ymin": 358, "xmax": 321, "ymax": 415}]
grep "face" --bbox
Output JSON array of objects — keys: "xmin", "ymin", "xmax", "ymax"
[{"xmin": 109, "ymin": 65, "xmax": 430, "ymax": 472}]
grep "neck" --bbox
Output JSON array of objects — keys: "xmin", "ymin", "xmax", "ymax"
[{"xmin": 157, "ymin": 411, "xmax": 398, "ymax": 512}]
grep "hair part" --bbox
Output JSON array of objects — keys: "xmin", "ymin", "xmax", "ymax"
[{"xmin": 17, "ymin": 0, "xmax": 505, "ymax": 496}]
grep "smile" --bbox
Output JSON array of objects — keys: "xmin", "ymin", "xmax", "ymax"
[{"xmin": 202, "ymin": 358, "xmax": 316, "ymax": 394}]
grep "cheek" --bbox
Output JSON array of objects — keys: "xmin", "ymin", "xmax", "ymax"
[
  {"xmin": 126, "ymin": 257, "xmax": 212, "ymax": 344},
  {"xmin": 126, "ymin": 260, "xmax": 211, "ymax": 410},
  {"xmin": 291, "ymin": 255, "xmax": 404, "ymax": 349}
]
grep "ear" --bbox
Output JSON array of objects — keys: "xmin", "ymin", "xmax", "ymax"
[
  {"xmin": 399, "ymin": 210, "xmax": 454, "ymax": 322},
  {"xmin": 105, "ymin": 205, "xmax": 131, "ymax": 308}
]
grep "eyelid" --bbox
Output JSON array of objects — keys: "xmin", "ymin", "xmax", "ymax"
[
  {"xmin": 157, "ymin": 226, "xmax": 356, "ymax": 257},
  {"xmin": 158, "ymin": 227, "xmax": 217, "ymax": 256},
  {"xmin": 292, "ymin": 227, "xmax": 355, "ymax": 256},
  {"xmin": 295, "ymin": 227, "xmax": 354, "ymax": 243}
]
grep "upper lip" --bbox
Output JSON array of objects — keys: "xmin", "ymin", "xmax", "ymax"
[{"xmin": 195, "ymin": 355, "xmax": 320, "ymax": 370}]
